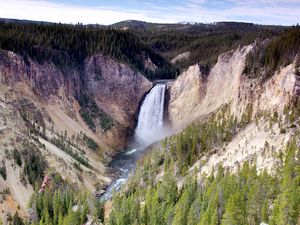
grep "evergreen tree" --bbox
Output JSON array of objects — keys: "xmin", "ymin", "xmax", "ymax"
[{"xmin": 221, "ymin": 192, "xmax": 246, "ymax": 225}]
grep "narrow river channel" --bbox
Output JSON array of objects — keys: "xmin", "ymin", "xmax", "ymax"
[{"xmin": 101, "ymin": 84, "xmax": 168, "ymax": 200}]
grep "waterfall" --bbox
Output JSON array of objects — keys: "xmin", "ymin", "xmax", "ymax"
[
  {"xmin": 134, "ymin": 84, "xmax": 166, "ymax": 146},
  {"xmin": 101, "ymin": 84, "xmax": 168, "ymax": 200}
]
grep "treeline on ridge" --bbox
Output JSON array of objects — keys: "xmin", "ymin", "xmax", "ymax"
[
  {"xmin": 132, "ymin": 22, "xmax": 284, "ymax": 73},
  {"xmin": 0, "ymin": 21, "xmax": 289, "ymax": 79},
  {"xmin": 244, "ymin": 25, "xmax": 300, "ymax": 78},
  {"xmin": 0, "ymin": 22, "xmax": 176, "ymax": 80}
]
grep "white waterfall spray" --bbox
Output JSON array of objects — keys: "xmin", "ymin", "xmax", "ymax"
[
  {"xmin": 101, "ymin": 84, "xmax": 169, "ymax": 200},
  {"xmin": 134, "ymin": 84, "xmax": 166, "ymax": 146}
]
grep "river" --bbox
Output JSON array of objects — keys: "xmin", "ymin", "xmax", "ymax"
[{"xmin": 101, "ymin": 84, "xmax": 168, "ymax": 201}]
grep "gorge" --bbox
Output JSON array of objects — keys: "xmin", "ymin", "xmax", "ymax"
[
  {"xmin": 0, "ymin": 20, "xmax": 299, "ymax": 225},
  {"xmin": 102, "ymin": 83, "xmax": 169, "ymax": 200}
]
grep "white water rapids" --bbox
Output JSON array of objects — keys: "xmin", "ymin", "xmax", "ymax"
[{"xmin": 101, "ymin": 84, "xmax": 169, "ymax": 200}]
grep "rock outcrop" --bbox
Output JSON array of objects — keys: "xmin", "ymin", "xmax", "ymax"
[
  {"xmin": 0, "ymin": 49, "xmax": 152, "ymax": 216},
  {"xmin": 168, "ymin": 64, "xmax": 206, "ymax": 128},
  {"xmin": 168, "ymin": 44, "xmax": 298, "ymax": 128},
  {"xmin": 0, "ymin": 50, "xmax": 152, "ymax": 149},
  {"xmin": 85, "ymin": 54, "xmax": 152, "ymax": 128},
  {"xmin": 168, "ymin": 44, "xmax": 299, "ymax": 175}
]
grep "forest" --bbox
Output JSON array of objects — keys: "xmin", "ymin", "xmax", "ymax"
[
  {"xmin": 0, "ymin": 21, "xmax": 286, "ymax": 79},
  {"xmin": 12, "ymin": 102, "xmax": 300, "ymax": 225},
  {"xmin": 0, "ymin": 22, "xmax": 175, "ymax": 80},
  {"xmin": 1, "ymin": 20, "xmax": 300, "ymax": 225},
  {"xmin": 106, "ymin": 98, "xmax": 300, "ymax": 225},
  {"xmin": 108, "ymin": 140, "xmax": 300, "ymax": 225},
  {"xmin": 132, "ymin": 22, "xmax": 285, "ymax": 73},
  {"xmin": 244, "ymin": 25, "xmax": 300, "ymax": 79},
  {"xmin": 28, "ymin": 173, "xmax": 104, "ymax": 225},
  {"xmin": 107, "ymin": 104, "xmax": 300, "ymax": 225}
]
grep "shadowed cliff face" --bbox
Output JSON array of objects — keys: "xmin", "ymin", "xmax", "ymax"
[
  {"xmin": 0, "ymin": 49, "xmax": 152, "ymax": 215},
  {"xmin": 0, "ymin": 51, "xmax": 78, "ymax": 96},
  {"xmin": 85, "ymin": 54, "xmax": 152, "ymax": 129},
  {"xmin": 0, "ymin": 50, "xmax": 152, "ymax": 151}
]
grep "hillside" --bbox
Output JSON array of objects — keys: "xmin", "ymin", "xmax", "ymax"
[
  {"xmin": 0, "ymin": 21, "xmax": 176, "ymax": 80},
  {"xmin": 122, "ymin": 21, "xmax": 285, "ymax": 73},
  {"xmin": 0, "ymin": 22, "xmax": 156, "ymax": 223},
  {"xmin": 108, "ymin": 26, "xmax": 300, "ymax": 225},
  {"xmin": 0, "ymin": 20, "xmax": 299, "ymax": 225}
]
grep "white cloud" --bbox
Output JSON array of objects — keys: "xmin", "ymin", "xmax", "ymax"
[
  {"xmin": 0, "ymin": 0, "xmax": 166, "ymax": 24},
  {"xmin": 0, "ymin": 0, "xmax": 299, "ymax": 25}
]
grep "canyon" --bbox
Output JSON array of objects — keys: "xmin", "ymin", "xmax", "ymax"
[
  {"xmin": 0, "ymin": 49, "xmax": 152, "ymax": 220},
  {"xmin": 0, "ymin": 24, "xmax": 299, "ymax": 224},
  {"xmin": 168, "ymin": 43, "xmax": 299, "ymax": 176}
]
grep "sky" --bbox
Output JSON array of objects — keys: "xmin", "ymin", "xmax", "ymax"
[{"xmin": 0, "ymin": 0, "xmax": 299, "ymax": 25}]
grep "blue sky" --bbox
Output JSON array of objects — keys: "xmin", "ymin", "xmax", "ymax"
[{"xmin": 0, "ymin": 0, "xmax": 299, "ymax": 25}]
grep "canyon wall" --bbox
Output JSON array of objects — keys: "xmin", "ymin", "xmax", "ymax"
[
  {"xmin": 169, "ymin": 44, "xmax": 299, "ymax": 127},
  {"xmin": 0, "ymin": 50, "xmax": 152, "ymax": 150},
  {"xmin": 0, "ymin": 50, "xmax": 151, "ymax": 217},
  {"xmin": 168, "ymin": 44, "xmax": 299, "ymax": 175}
]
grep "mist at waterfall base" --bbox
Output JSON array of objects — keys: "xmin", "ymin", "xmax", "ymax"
[
  {"xmin": 101, "ymin": 84, "xmax": 172, "ymax": 201},
  {"xmin": 134, "ymin": 84, "xmax": 170, "ymax": 146}
]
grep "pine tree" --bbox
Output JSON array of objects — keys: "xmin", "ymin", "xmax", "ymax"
[
  {"xmin": 187, "ymin": 192, "xmax": 202, "ymax": 225},
  {"xmin": 53, "ymin": 191, "xmax": 60, "ymax": 225},
  {"xmin": 172, "ymin": 178, "xmax": 197, "ymax": 225},
  {"xmin": 221, "ymin": 192, "xmax": 246, "ymax": 225}
]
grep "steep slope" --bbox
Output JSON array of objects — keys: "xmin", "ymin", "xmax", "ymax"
[
  {"xmin": 168, "ymin": 41, "xmax": 299, "ymax": 176},
  {"xmin": 167, "ymin": 64, "xmax": 206, "ymax": 128},
  {"xmin": 0, "ymin": 49, "xmax": 151, "ymax": 220},
  {"xmin": 85, "ymin": 53, "xmax": 152, "ymax": 128},
  {"xmin": 107, "ymin": 29, "xmax": 300, "ymax": 225},
  {"xmin": 168, "ymin": 44, "xmax": 298, "ymax": 127}
]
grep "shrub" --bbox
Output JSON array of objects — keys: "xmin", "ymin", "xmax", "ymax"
[
  {"xmin": 22, "ymin": 149, "xmax": 47, "ymax": 186},
  {"xmin": 12, "ymin": 149, "xmax": 22, "ymax": 166},
  {"xmin": 83, "ymin": 134, "xmax": 99, "ymax": 151},
  {"xmin": 0, "ymin": 162, "xmax": 6, "ymax": 180}
]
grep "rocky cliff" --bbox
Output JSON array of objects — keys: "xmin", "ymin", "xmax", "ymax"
[
  {"xmin": 85, "ymin": 53, "xmax": 152, "ymax": 129},
  {"xmin": 168, "ymin": 44, "xmax": 299, "ymax": 175},
  {"xmin": 0, "ymin": 50, "xmax": 152, "ymax": 150},
  {"xmin": 169, "ymin": 44, "xmax": 299, "ymax": 126},
  {"xmin": 0, "ymin": 49, "xmax": 152, "ymax": 218}
]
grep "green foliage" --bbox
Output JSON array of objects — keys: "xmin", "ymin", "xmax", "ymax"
[
  {"xmin": 30, "ymin": 173, "xmax": 104, "ymax": 225},
  {"xmin": 172, "ymin": 178, "xmax": 197, "ymax": 225},
  {"xmin": 282, "ymin": 96, "xmax": 300, "ymax": 127},
  {"xmin": 80, "ymin": 109, "xmax": 95, "ymax": 131},
  {"xmin": 13, "ymin": 148, "xmax": 22, "ymax": 166},
  {"xmin": 0, "ymin": 22, "xmax": 175, "ymax": 80},
  {"xmin": 109, "ymin": 143, "xmax": 300, "ymax": 225},
  {"xmin": 0, "ymin": 161, "xmax": 6, "ymax": 180},
  {"xmin": 222, "ymin": 192, "xmax": 246, "ymax": 225},
  {"xmin": 270, "ymin": 140, "xmax": 300, "ymax": 225},
  {"xmin": 244, "ymin": 26, "xmax": 300, "ymax": 78},
  {"xmin": 73, "ymin": 162, "xmax": 82, "ymax": 172},
  {"xmin": 23, "ymin": 148, "xmax": 47, "ymax": 186},
  {"xmin": 0, "ymin": 21, "xmax": 284, "ymax": 79},
  {"xmin": 83, "ymin": 134, "xmax": 99, "ymax": 151},
  {"xmin": 135, "ymin": 22, "xmax": 282, "ymax": 73},
  {"xmin": 11, "ymin": 212, "xmax": 25, "ymax": 225},
  {"xmin": 108, "ymin": 101, "xmax": 299, "ymax": 225},
  {"xmin": 50, "ymin": 136, "xmax": 90, "ymax": 168},
  {"xmin": 78, "ymin": 92, "xmax": 114, "ymax": 132},
  {"xmin": 163, "ymin": 105, "xmax": 246, "ymax": 175}
]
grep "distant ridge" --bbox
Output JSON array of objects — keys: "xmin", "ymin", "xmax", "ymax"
[
  {"xmin": 0, "ymin": 17, "xmax": 286, "ymax": 30},
  {"xmin": 0, "ymin": 17, "xmax": 51, "ymax": 24}
]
